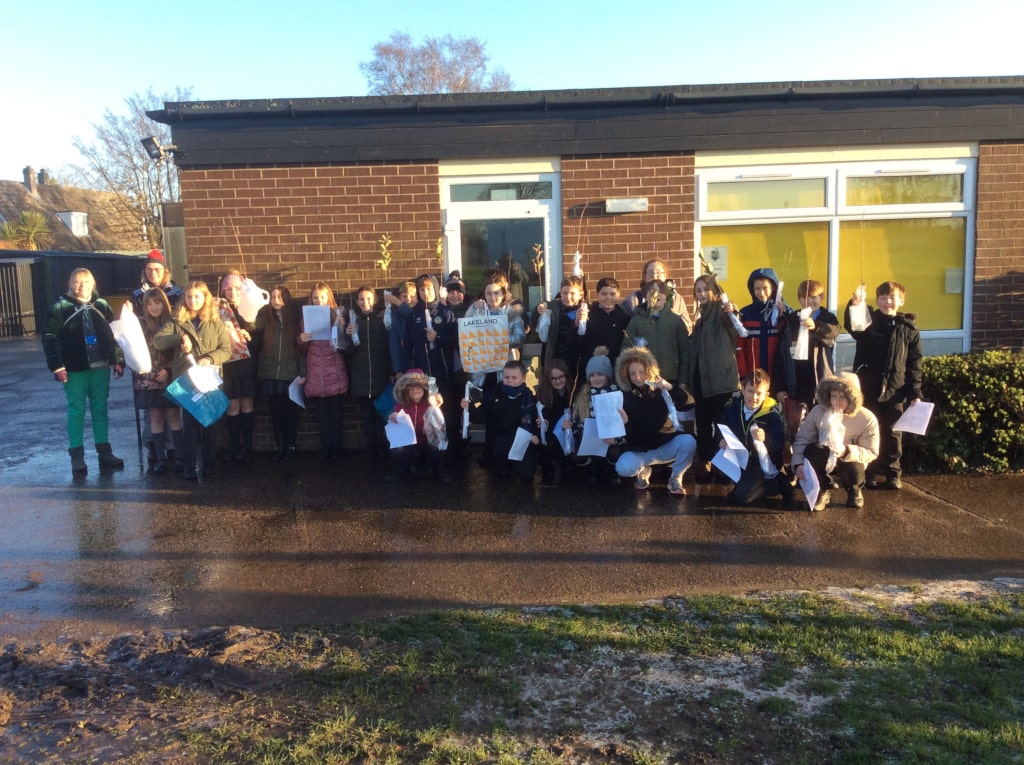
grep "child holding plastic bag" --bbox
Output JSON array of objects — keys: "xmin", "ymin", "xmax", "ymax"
[
  {"xmin": 154, "ymin": 281, "xmax": 232, "ymax": 480},
  {"xmin": 134, "ymin": 289, "xmax": 183, "ymax": 473},
  {"xmin": 384, "ymin": 369, "xmax": 450, "ymax": 484}
]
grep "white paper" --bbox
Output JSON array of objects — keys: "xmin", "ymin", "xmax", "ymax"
[
  {"xmin": 462, "ymin": 382, "xmax": 472, "ymax": 439},
  {"xmin": 288, "ymin": 376, "xmax": 305, "ymax": 409},
  {"xmin": 577, "ymin": 418, "xmax": 610, "ymax": 458},
  {"xmin": 592, "ymin": 391, "xmax": 626, "ymax": 438},
  {"xmin": 799, "ymin": 464, "xmax": 821, "ymax": 512},
  {"xmin": 303, "ymin": 305, "xmax": 332, "ymax": 341},
  {"xmin": 186, "ymin": 363, "xmax": 223, "ymax": 393},
  {"xmin": 385, "ymin": 411, "xmax": 417, "ymax": 448},
  {"xmin": 893, "ymin": 401, "xmax": 935, "ymax": 435},
  {"xmin": 536, "ymin": 401, "xmax": 547, "ymax": 446},
  {"xmin": 712, "ymin": 423, "xmax": 750, "ymax": 482},
  {"xmin": 508, "ymin": 427, "xmax": 533, "ymax": 461}
]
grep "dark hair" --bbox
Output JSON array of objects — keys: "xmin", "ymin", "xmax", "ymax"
[
  {"xmin": 596, "ymin": 277, "xmax": 620, "ymax": 292},
  {"xmin": 876, "ymin": 280, "xmax": 906, "ymax": 299},
  {"xmin": 537, "ymin": 358, "xmax": 571, "ymax": 407},
  {"xmin": 503, "ymin": 359, "xmax": 527, "ymax": 376},
  {"xmin": 742, "ymin": 368, "xmax": 771, "ymax": 389}
]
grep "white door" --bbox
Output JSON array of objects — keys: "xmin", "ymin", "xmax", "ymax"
[{"xmin": 441, "ymin": 173, "xmax": 561, "ymax": 313}]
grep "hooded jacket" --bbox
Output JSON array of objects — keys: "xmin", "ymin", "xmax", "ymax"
[
  {"xmin": 43, "ymin": 290, "xmax": 124, "ymax": 374},
  {"xmin": 623, "ymin": 302, "xmax": 691, "ymax": 384},
  {"xmin": 689, "ymin": 297, "xmax": 740, "ymax": 398},
  {"xmin": 736, "ymin": 267, "xmax": 790, "ymax": 382},
  {"xmin": 343, "ymin": 305, "xmax": 392, "ymax": 398},
  {"xmin": 392, "ymin": 369, "xmax": 445, "ymax": 445},
  {"xmin": 791, "ymin": 373, "xmax": 880, "ymax": 469},
  {"xmin": 718, "ymin": 390, "xmax": 786, "ymax": 470},
  {"xmin": 844, "ymin": 302, "xmax": 923, "ymax": 405},
  {"xmin": 153, "ymin": 313, "xmax": 232, "ymax": 380},
  {"xmin": 615, "ymin": 347, "xmax": 693, "ymax": 452}
]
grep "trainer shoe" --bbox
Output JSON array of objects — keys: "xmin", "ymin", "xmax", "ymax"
[
  {"xmin": 634, "ymin": 466, "xmax": 652, "ymax": 490},
  {"xmin": 812, "ymin": 489, "xmax": 831, "ymax": 512},
  {"xmin": 668, "ymin": 482, "xmax": 686, "ymax": 496}
]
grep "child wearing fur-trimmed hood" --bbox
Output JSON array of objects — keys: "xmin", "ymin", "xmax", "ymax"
[{"xmin": 384, "ymin": 368, "xmax": 450, "ymax": 485}]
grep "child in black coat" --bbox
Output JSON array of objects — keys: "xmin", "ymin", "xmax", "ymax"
[{"xmin": 462, "ymin": 360, "xmax": 540, "ymax": 483}]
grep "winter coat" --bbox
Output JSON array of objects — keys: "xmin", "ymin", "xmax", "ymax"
[
  {"xmin": 791, "ymin": 373, "xmax": 880, "ymax": 469},
  {"xmin": 253, "ymin": 304, "xmax": 306, "ymax": 383},
  {"xmin": 689, "ymin": 299, "xmax": 739, "ymax": 398},
  {"xmin": 153, "ymin": 314, "xmax": 232, "ymax": 380},
  {"xmin": 844, "ymin": 303, "xmax": 923, "ymax": 405},
  {"xmin": 621, "ymin": 288, "xmax": 693, "ymax": 332},
  {"xmin": 301, "ymin": 310, "xmax": 349, "ymax": 398},
  {"xmin": 736, "ymin": 268, "xmax": 790, "ymax": 383},
  {"xmin": 402, "ymin": 277, "xmax": 457, "ymax": 388},
  {"xmin": 623, "ymin": 306, "xmax": 691, "ymax": 384},
  {"xmin": 43, "ymin": 291, "xmax": 124, "ymax": 374},
  {"xmin": 537, "ymin": 297, "xmax": 585, "ymax": 371},
  {"xmin": 134, "ymin": 319, "xmax": 175, "ymax": 391},
  {"xmin": 342, "ymin": 308, "xmax": 392, "ymax": 398},
  {"xmin": 718, "ymin": 392, "xmax": 787, "ymax": 470},
  {"xmin": 783, "ymin": 306, "xmax": 839, "ymax": 406},
  {"xmin": 388, "ymin": 299, "xmax": 415, "ymax": 374},
  {"xmin": 582, "ymin": 302, "xmax": 630, "ymax": 366},
  {"xmin": 392, "ymin": 369, "xmax": 445, "ymax": 446},
  {"xmin": 468, "ymin": 383, "xmax": 539, "ymax": 438},
  {"xmin": 131, "ymin": 281, "xmax": 182, "ymax": 314},
  {"xmin": 614, "ymin": 347, "xmax": 693, "ymax": 453}
]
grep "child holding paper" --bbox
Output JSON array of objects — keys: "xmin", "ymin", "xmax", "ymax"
[
  {"xmin": 844, "ymin": 280, "xmax": 923, "ymax": 490},
  {"xmin": 299, "ymin": 282, "xmax": 349, "ymax": 461},
  {"xmin": 783, "ymin": 279, "xmax": 839, "ymax": 413},
  {"xmin": 461, "ymin": 360, "xmax": 539, "ymax": 484},
  {"xmin": 153, "ymin": 281, "xmax": 232, "ymax": 479},
  {"xmin": 536, "ymin": 358, "xmax": 574, "ymax": 483},
  {"xmin": 570, "ymin": 348, "xmax": 622, "ymax": 485},
  {"xmin": 384, "ymin": 369, "xmax": 450, "ymax": 484},
  {"xmin": 716, "ymin": 369, "xmax": 791, "ymax": 505},
  {"xmin": 613, "ymin": 347, "xmax": 697, "ymax": 496},
  {"xmin": 791, "ymin": 373, "xmax": 879, "ymax": 511}
]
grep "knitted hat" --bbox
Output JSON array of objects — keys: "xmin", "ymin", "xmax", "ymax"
[
  {"xmin": 585, "ymin": 346, "xmax": 613, "ymax": 380},
  {"xmin": 445, "ymin": 280, "xmax": 465, "ymax": 294},
  {"xmin": 146, "ymin": 249, "xmax": 166, "ymax": 266}
]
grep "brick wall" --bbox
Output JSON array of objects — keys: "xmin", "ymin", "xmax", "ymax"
[
  {"xmin": 974, "ymin": 143, "xmax": 1024, "ymax": 350},
  {"xmin": 179, "ymin": 162, "xmax": 443, "ymax": 452},
  {"xmin": 560, "ymin": 153, "xmax": 695, "ymax": 297}
]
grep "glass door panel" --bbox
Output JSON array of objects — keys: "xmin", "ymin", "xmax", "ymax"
[{"xmin": 460, "ymin": 218, "xmax": 545, "ymax": 312}]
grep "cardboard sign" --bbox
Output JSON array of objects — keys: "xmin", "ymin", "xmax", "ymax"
[{"xmin": 458, "ymin": 314, "xmax": 510, "ymax": 374}]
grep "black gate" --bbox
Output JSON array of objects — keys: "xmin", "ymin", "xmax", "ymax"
[{"xmin": 0, "ymin": 260, "xmax": 35, "ymax": 337}]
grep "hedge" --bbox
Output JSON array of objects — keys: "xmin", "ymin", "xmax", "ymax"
[{"xmin": 903, "ymin": 350, "xmax": 1024, "ymax": 474}]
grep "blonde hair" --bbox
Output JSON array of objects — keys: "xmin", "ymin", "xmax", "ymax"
[{"xmin": 176, "ymin": 281, "xmax": 218, "ymax": 323}]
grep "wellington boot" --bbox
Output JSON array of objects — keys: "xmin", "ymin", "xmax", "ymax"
[
  {"xmin": 153, "ymin": 438, "xmax": 168, "ymax": 473},
  {"xmin": 170, "ymin": 429, "xmax": 185, "ymax": 472},
  {"xmin": 69, "ymin": 446, "xmax": 88, "ymax": 475},
  {"xmin": 96, "ymin": 442, "xmax": 124, "ymax": 469}
]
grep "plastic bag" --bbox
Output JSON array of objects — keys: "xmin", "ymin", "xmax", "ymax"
[
  {"xmin": 847, "ymin": 284, "xmax": 872, "ymax": 332},
  {"xmin": 164, "ymin": 373, "xmax": 228, "ymax": 427},
  {"xmin": 792, "ymin": 306, "xmax": 812, "ymax": 361},
  {"xmin": 109, "ymin": 302, "xmax": 151, "ymax": 374}
]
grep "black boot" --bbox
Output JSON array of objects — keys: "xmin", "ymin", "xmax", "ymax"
[
  {"xmin": 225, "ymin": 414, "xmax": 242, "ymax": 460},
  {"xmin": 96, "ymin": 442, "xmax": 124, "ymax": 469},
  {"xmin": 152, "ymin": 436, "xmax": 168, "ymax": 473},
  {"xmin": 170, "ymin": 429, "xmax": 185, "ymax": 472},
  {"xmin": 239, "ymin": 411, "xmax": 255, "ymax": 461},
  {"xmin": 69, "ymin": 446, "xmax": 88, "ymax": 475}
]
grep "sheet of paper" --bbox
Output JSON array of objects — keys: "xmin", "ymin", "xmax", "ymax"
[
  {"xmin": 385, "ymin": 411, "xmax": 416, "ymax": 448},
  {"xmin": 186, "ymin": 363, "xmax": 223, "ymax": 393},
  {"xmin": 799, "ymin": 464, "xmax": 821, "ymax": 512},
  {"xmin": 577, "ymin": 418, "xmax": 610, "ymax": 457},
  {"xmin": 592, "ymin": 390, "xmax": 626, "ymax": 438},
  {"xmin": 303, "ymin": 305, "xmax": 332, "ymax": 341},
  {"xmin": 893, "ymin": 401, "xmax": 935, "ymax": 435},
  {"xmin": 508, "ymin": 427, "xmax": 533, "ymax": 461},
  {"xmin": 288, "ymin": 376, "xmax": 305, "ymax": 409},
  {"xmin": 711, "ymin": 448, "xmax": 743, "ymax": 483}
]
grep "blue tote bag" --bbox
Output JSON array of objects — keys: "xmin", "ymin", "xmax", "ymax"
[{"xmin": 164, "ymin": 373, "xmax": 229, "ymax": 428}]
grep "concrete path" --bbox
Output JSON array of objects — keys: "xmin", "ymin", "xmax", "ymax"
[{"xmin": 2, "ymin": 336, "xmax": 1022, "ymax": 642}]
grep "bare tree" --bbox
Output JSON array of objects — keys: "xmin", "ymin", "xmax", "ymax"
[
  {"xmin": 70, "ymin": 87, "xmax": 192, "ymax": 249},
  {"xmin": 360, "ymin": 32, "xmax": 512, "ymax": 96}
]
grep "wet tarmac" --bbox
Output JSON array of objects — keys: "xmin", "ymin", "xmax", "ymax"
[{"xmin": 2, "ymin": 336, "xmax": 1022, "ymax": 642}]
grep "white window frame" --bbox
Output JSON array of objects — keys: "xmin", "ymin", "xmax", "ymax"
[
  {"xmin": 697, "ymin": 163, "xmax": 835, "ymax": 222},
  {"xmin": 838, "ymin": 159, "xmax": 974, "ymax": 216}
]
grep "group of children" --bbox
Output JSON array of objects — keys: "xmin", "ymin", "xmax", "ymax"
[{"xmin": 52, "ymin": 251, "xmax": 924, "ymax": 508}]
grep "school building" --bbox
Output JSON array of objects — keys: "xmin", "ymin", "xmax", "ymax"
[{"xmin": 147, "ymin": 77, "xmax": 1023, "ymax": 449}]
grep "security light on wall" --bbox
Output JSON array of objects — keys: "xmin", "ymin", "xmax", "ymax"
[{"xmin": 141, "ymin": 136, "xmax": 177, "ymax": 163}]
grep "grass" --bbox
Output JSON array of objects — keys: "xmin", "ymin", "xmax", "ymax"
[{"xmin": 154, "ymin": 590, "xmax": 1024, "ymax": 763}]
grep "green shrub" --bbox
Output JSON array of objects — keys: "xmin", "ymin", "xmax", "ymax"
[{"xmin": 904, "ymin": 350, "xmax": 1024, "ymax": 474}]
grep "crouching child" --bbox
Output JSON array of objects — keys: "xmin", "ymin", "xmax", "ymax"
[
  {"xmin": 717, "ymin": 368, "xmax": 791, "ymax": 504},
  {"xmin": 613, "ymin": 347, "xmax": 697, "ymax": 496},
  {"xmin": 385, "ymin": 369, "xmax": 450, "ymax": 484},
  {"xmin": 462, "ymin": 360, "xmax": 540, "ymax": 483},
  {"xmin": 791, "ymin": 373, "xmax": 880, "ymax": 511}
]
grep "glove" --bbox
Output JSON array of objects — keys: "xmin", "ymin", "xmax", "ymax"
[
  {"xmin": 113, "ymin": 364, "xmax": 125, "ymax": 379},
  {"xmin": 54, "ymin": 369, "xmax": 68, "ymax": 383}
]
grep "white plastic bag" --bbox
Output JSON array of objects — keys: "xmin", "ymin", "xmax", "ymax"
[
  {"xmin": 792, "ymin": 306, "xmax": 812, "ymax": 361},
  {"xmin": 847, "ymin": 284, "xmax": 872, "ymax": 332},
  {"xmin": 109, "ymin": 302, "xmax": 151, "ymax": 374}
]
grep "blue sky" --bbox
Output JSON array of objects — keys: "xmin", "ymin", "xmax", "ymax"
[{"xmin": 3, "ymin": 0, "xmax": 1020, "ymax": 182}]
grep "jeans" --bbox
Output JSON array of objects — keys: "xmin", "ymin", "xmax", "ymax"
[{"xmin": 616, "ymin": 434, "xmax": 697, "ymax": 488}]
